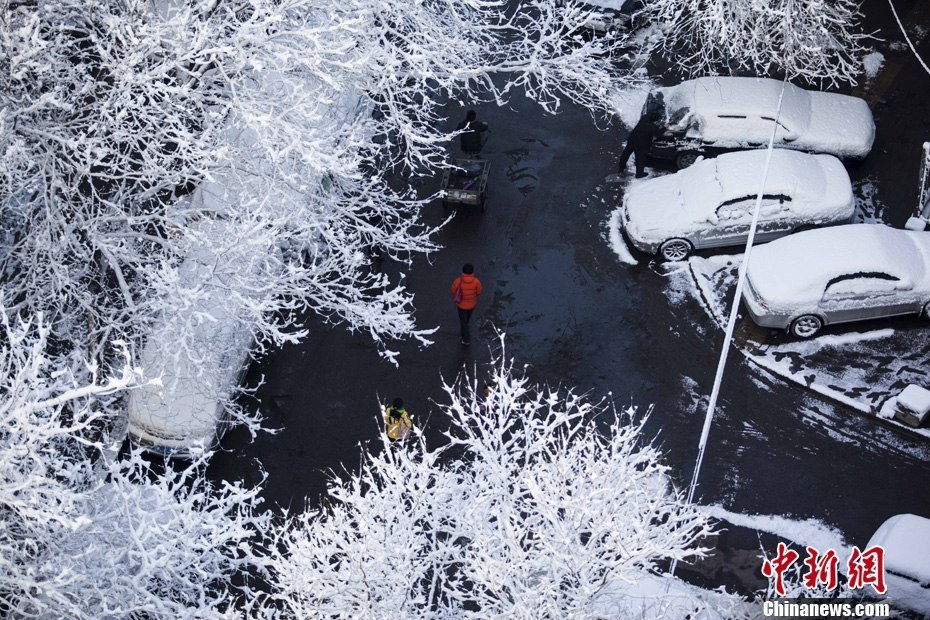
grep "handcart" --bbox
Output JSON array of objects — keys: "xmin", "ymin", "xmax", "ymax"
[{"xmin": 440, "ymin": 158, "xmax": 490, "ymax": 212}]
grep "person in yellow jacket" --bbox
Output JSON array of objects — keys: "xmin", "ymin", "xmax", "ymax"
[{"xmin": 385, "ymin": 397, "xmax": 413, "ymax": 441}]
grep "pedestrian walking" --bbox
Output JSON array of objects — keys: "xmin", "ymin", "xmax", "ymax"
[
  {"xmin": 618, "ymin": 113, "xmax": 662, "ymax": 178},
  {"xmin": 384, "ymin": 397, "xmax": 413, "ymax": 441},
  {"xmin": 457, "ymin": 110, "xmax": 489, "ymax": 156},
  {"xmin": 450, "ymin": 263, "xmax": 483, "ymax": 346}
]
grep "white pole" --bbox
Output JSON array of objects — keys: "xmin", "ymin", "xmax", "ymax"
[{"xmin": 669, "ymin": 75, "xmax": 790, "ymax": 578}]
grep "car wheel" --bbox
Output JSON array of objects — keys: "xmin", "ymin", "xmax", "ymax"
[
  {"xmin": 923, "ymin": 301, "xmax": 930, "ymax": 319},
  {"xmin": 789, "ymin": 315, "xmax": 823, "ymax": 338},
  {"xmin": 675, "ymin": 151, "xmax": 700, "ymax": 170},
  {"xmin": 659, "ymin": 238, "xmax": 692, "ymax": 262}
]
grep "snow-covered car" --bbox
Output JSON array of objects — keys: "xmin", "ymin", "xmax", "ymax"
[
  {"xmin": 622, "ymin": 149, "xmax": 855, "ymax": 261},
  {"xmin": 557, "ymin": 0, "xmax": 644, "ymax": 32},
  {"xmin": 127, "ymin": 246, "xmax": 254, "ymax": 457},
  {"xmin": 644, "ymin": 77, "xmax": 875, "ymax": 169},
  {"xmin": 742, "ymin": 224, "xmax": 930, "ymax": 338},
  {"xmin": 866, "ymin": 514, "xmax": 930, "ymax": 616}
]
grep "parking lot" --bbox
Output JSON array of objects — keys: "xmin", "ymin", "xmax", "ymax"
[{"xmin": 209, "ymin": 0, "xmax": 930, "ymax": 596}]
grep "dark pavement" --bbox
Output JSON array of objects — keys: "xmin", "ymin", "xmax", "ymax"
[{"xmin": 209, "ymin": 1, "xmax": 930, "ymax": 595}]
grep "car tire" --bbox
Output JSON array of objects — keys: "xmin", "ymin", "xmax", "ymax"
[
  {"xmin": 659, "ymin": 238, "xmax": 692, "ymax": 262},
  {"xmin": 675, "ymin": 151, "xmax": 700, "ymax": 170},
  {"xmin": 923, "ymin": 301, "xmax": 930, "ymax": 319},
  {"xmin": 789, "ymin": 315, "xmax": 823, "ymax": 338}
]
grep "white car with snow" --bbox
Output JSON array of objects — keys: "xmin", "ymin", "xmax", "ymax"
[
  {"xmin": 743, "ymin": 224, "xmax": 930, "ymax": 338},
  {"xmin": 128, "ymin": 221, "xmax": 260, "ymax": 457},
  {"xmin": 644, "ymin": 77, "xmax": 875, "ymax": 169},
  {"xmin": 867, "ymin": 514, "xmax": 930, "ymax": 615},
  {"xmin": 622, "ymin": 149, "xmax": 855, "ymax": 261}
]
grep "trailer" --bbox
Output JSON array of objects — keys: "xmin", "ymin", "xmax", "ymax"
[{"xmin": 440, "ymin": 158, "xmax": 490, "ymax": 212}]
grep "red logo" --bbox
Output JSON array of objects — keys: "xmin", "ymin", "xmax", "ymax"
[
  {"xmin": 847, "ymin": 546, "xmax": 887, "ymax": 594},
  {"xmin": 762, "ymin": 544, "xmax": 886, "ymax": 596}
]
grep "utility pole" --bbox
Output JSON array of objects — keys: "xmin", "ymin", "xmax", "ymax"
[{"xmin": 905, "ymin": 142, "xmax": 930, "ymax": 230}]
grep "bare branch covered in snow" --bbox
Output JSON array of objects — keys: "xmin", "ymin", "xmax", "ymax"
[
  {"xmin": 265, "ymin": 347, "xmax": 728, "ymax": 617},
  {"xmin": 0, "ymin": 309, "xmax": 269, "ymax": 617},
  {"xmin": 0, "ymin": 0, "xmax": 638, "ymax": 372},
  {"xmin": 645, "ymin": 0, "xmax": 871, "ymax": 85}
]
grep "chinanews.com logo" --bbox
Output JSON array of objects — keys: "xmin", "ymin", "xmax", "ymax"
[{"xmin": 760, "ymin": 543, "xmax": 892, "ymax": 618}]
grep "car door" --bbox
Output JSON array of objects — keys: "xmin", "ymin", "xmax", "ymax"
[
  {"xmin": 700, "ymin": 197, "xmax": 754, "ymax": 248},
  {"xmin": 754, "ymin": 194, "xmax": 796, "ymax": 242},
  {"xmin": 818, "ymin": 273, "xmax": 919, "ymax": 325},
  {"xmin": 701, "ymin": 195, "xmax": 792, "ymax": 248}
]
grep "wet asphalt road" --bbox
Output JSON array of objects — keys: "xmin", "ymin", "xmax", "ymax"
[{"xmin": 209, "ymin": 3, "xmax": 930, "ymax": 594}]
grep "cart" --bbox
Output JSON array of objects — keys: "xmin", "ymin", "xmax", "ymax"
[{"xmin": 440, "ymin": 158, "xmax": 490, "ymax": 212}]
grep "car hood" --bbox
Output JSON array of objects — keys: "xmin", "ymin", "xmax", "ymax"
[{"xmin": 805, "ymin": 92, "xmax": 875, "ymax": 158}]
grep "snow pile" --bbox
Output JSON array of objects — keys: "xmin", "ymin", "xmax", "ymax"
[
  {"xmin": 607, "ymin": 207, "xmax": 638, "ymax": 265},
  {"xmin": 898, "ymin": 384, "xmax": 930, "ymax": 416},
  {"xmin": 596, "ymin": 572, "xmax": 752, "ymax": 619},
  {"xmin": 862, "ymin": 51, "xmax": 885, "ymax": 79},
  {"xmin": 787, "ymin": 329, "xmax": 895, "ymax": 350},
  {"xmin": 706, "ymin": 506, "xmax": 848, "ymax": 557}
]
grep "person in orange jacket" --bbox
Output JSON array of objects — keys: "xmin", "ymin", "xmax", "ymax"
[{"xmin": 450, "ymin": 263, "xmax": 483, "ymax": 345}]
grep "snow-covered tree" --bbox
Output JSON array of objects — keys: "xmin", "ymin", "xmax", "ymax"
[
  {"xmin": 265, "ymin": 350, "xmax": 729, "ymax": 618},
  {"xmin": 0, "ymin": 309, "xmax": 269, "ymax": 617},
  {"xmin": 0, "ymin": 0, "xmax": 636, "ymax": 370},
  {"xmin": 645, "ymin": 0, "xmax": 870, "ymax": 85}
]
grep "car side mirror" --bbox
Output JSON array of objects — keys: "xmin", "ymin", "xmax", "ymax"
[{"xmin": 782, "ymin": 134, "xmax": 798, "ymax": 143}]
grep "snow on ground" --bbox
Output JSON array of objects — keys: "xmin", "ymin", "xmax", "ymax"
[
  {"xmin": 606, "ymin": 207, "xmax": 638, "ymax": 265},
  {"xmin": 596, "ymin": 571, "xmax": 752, "ymax": 619},
  {"xmin": 705, "ymin": 506, "xmax": 848, "ymax": 559},
  {"xmin": 863, "ymin": 51, "xmax": 885, "ymax": 80},
  {"xmin": 774, "ymin": 328, "xmax": 895, "ymax": 352},
  {"xmin": 853, "ymin": 177, "xmax": 887, "ymax": 223},
  {"xmin": 681, "ymin": 254, "xmax": 930, "ymax": 441}
]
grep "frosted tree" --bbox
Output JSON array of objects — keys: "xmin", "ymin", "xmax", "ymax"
[
  {"xmin": 645, "ymin": 0, "xmax": 870, "ymax": 85},
  {"xmin": 265, "ymin": 350, "xmax": 743, "ymax": 618},
  {"xmin": 0, "ymin": 0, "xmax": 638, "ymax": 371},
  {"xmin": 0, "ymin": 309, "xmax": 269, "ymax": 617}
]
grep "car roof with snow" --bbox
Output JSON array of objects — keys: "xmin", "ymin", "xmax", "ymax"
[
  {"xmin": 666, "ymin": 77, "xmax": 811, "ymax": 131},
  {"xmin": 867, "ymin": 514, "xmax": 930, "ymax": 583},
  {"xmin": 747, "ymin": 225, "xmax": 930, "ymax": 304},
  {"xmin": 711, "ymin": 149, "xmax": 831, "ymax": 203},
  {"xmin": 128, "ymin": 219, "xmax": 260, "ymax": 448}
]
